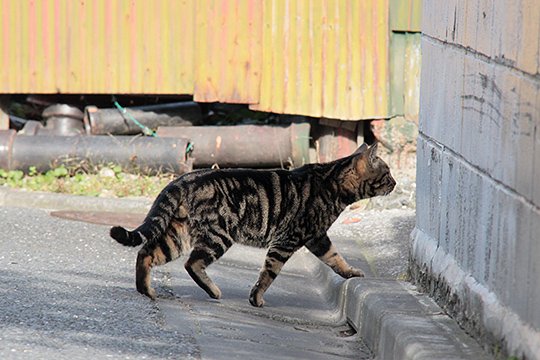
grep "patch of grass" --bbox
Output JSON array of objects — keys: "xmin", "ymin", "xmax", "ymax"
[{"xmin": 0, "ymin": 165, "xmax": 175, "ymax": 198}]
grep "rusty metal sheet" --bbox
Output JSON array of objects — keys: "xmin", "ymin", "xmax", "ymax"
[
  {"xmin": 193, "ymin": 0, "xmax": 262, "ymax": 104},
  {"xmin": 250, "ymin": 0, "xmax": 391, "ymax": 120},
  {"xmin": 51, "ymin": 211, "xmax": 144, "ymax": 228},
  {"xmin": 0, "ymin": 0, "xmax": 195, "ymax": 94}
]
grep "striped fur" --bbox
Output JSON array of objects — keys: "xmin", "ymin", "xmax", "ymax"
[{"xmin": 110, "ymin": 143, "xmax": 395, "ymax": 306}]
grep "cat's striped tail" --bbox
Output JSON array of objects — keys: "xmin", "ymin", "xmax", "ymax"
[
  {"xmin": 110, "ymin": 181, "xmax": 182, "ymax": 247},
  {"xmin": 110, "ymin": 226, "xmax": 145, "ymax": 247}
]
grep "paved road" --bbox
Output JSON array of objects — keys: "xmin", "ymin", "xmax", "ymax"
[{"xmin": 0, "ymin": 206, "xmax": 372, "ymax": 359}]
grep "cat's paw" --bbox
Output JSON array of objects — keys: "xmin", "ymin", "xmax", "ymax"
[
  {"xmin": 208, "ymin": 287, "xmax": 222, "ymax": 300},
  {"xmin": 138, "ymin": 287, "xmax": 157, "ymax": 300},
  {"xmin": 348, "ymin": 268, "xmax": 365, "ymax": 278},
  {"xmin": 249, "ymin": 288, "xmax": 265, "ymax": 307}
]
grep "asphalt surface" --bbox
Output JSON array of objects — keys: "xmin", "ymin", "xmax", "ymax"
[{"xmin": 0, "ymin": 206, "xmax": 372, "ymax": 359}]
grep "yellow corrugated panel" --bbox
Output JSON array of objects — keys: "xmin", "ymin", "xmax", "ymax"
[
  {"xmin": 193, "ymin": 0, "xmax": 262, "ymax": 103},
  {"xmin": 1, "ymin": 0, "xmax": 392, "ymax": 121},
  {"xmin": 251, "ymin": 0, "xmax": 390, "ymax": 120},
  {"xmin": 0, "ymin": 0, "xmax": 194, "ymax": 94},
  {"xmin": 390, "ymin": 0, "xmax": 422, "ymax": 32}
]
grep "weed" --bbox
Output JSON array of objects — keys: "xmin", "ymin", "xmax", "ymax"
[{"xmin": 0, "ymin": 165, "xmax": 175, "ymax": 198}]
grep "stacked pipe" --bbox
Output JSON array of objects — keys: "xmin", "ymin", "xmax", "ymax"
[
  {"xmin": 2, "ymin": 101, "xmax": 312, "ymax": 174},
  {"xmin": 157, "ymin": 123, "xmax": 310, "ymax": 168},
  {"xmin": 0, "ymin": 129, "xmax": 193, "ymax": 175}
]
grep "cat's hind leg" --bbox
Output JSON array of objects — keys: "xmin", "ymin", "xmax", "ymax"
[
  {"xmin": 249, "ymin": 246, "xmax": 295, "ymax": 307},
  {"xmin": 305, "ymin": 235, "xmax": 364, "ymax": 278},
  {"xmin": 184, "ymin": 230, "xmax": 233, "ymax": 300},
  {"xmin": 136, "ymin": 219, "xmax": 190, "ymax": 300}
]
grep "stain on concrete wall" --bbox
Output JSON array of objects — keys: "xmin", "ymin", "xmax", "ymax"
[{"xmin": 412, "ymin": 0, "xmax": 540, "ymax": 359}]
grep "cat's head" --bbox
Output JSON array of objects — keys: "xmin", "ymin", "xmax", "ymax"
[{"xmin": 341, "ymin": 143, "xmax": 396, "ymax": 201}]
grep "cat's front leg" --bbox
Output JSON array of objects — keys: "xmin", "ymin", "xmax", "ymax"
[
  {"xmin": 249, "ymin": 246, "xmax": 295, "ymax": 307},
  {"xmin": 305, "ymin": 236, "xmax": 365, "ymax": 278}
]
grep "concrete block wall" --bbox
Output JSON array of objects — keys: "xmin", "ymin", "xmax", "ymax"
[{"xmin": 412, "ymin": 0, "xmax": 540, "ymax": 358}]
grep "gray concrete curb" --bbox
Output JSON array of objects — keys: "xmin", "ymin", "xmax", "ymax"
[
  {"xmin": 0, "ymin": 187, "xmax": 489, "ymax": 359},
  {"xmin": 323, "ymin": 237, "xmax": 490, "ymax": 360}
]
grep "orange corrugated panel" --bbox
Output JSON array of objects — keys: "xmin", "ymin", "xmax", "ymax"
[
  {"xmin": 251, "ymin": 0, "xmax": 390, "ymax": 120},
  {"xmin": 193, "ymin": 0, "xmax": 262, "ymax": 104},
  {"xmin": 0, "ymin": 0, "xmax": 195, "ymax": 94}
]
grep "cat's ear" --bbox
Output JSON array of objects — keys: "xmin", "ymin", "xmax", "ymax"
[
  {"xmin": 352, "ymin": 143, "xmax": 369, "ymax": 156},
  {"xmin": 367, "ymin": 142, "xmax": 379, "ymax": 166},
  {"xmin": 353, "ymin": 142, "xmax": 378, "ymax": 173}
]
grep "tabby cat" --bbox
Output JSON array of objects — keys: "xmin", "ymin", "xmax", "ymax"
[{"xmin": 110, "ymin": 143, "xmax": 395, "ymax": 307}]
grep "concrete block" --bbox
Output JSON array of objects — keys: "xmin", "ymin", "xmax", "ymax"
[
  {"xmin": 462, "ymin": 0, "xmax": 479, "ymax": 49},
  {"xmin": 492, "ymin": 0, "xmax": 520, "ymax": 63},
  {"xmin": 432, "ymin": 0, "xmax": 449, "ymax": 41},
  {"xmin": 535, "ymin": 87, "xmax": 540, "ymax": 207},
  {"xmin": 427, "ymin": 143, "xmax": 443, "ymax": 241},
  {"xmin": 510, "ymin": 201, "xmax": 532, "ymax": 323},
  {"xmin": 442, "ymin": 0, "xmax": 457, "ymax": 43},
  {"xmin": 530, "ymin": 215, "xmax": 540, "ymax": 329},
  {"xmin": 420, "ymin": 42, "xmax": 464, "ymax": 150},
  {"xmin": 472, "ymin": 175, "xmax": 496, "ymax": 284},
  {"xmin": 476, "ymin": 60, "xmax": 502, "ymax": 176},
  {"xmin": 452, "ymin": 0, "xmax": 467, "ymax": 46},
  {"xmin": 483, "ymin": 184, "xmax": 501, "ymax": 296},
  {"xmin": 420, "ymin": 39, "xmax": 445, "ymax": 141},
  {"xmin": 438, "ymin": 151, "xmax": 460, "ymax": 254},
  {"xmin": 464, "ymin": 171, "xmax": 484, "ymax": 273},
  {"xmin": 470, "ymin": 60, "xmax": 504, "ymax": 177},
  {"xmin": 513, "ymin": 77, "xmax": 538, "ymax": 200},
  {"xmin": 420, "ymin": 0, "xmax": 436, "ymax": 38},
  {"xmin": 440, "ymin": 46, "xmax": 464, "ymax": 152},
  {"xmin": 415, "ymin": 139, "xmax": 431, "ymax": 233},
  {"xmin": 516, "ymin": 0, "xmax": 540, "ymax": 74},
  {"xmin": 489, "ymin": 0, "xmax": 504, "ymax": 59},
  {"xmin": 538, "ymin": 33, "xmax": 540, "ymax": 75},
  {"xmin": 493, "ymin": 65, "xmax": 520, "ymax": 190},
  {"xmin": 460, "ymin": 55, "xmax": 484, "ymax": 166},
  {"xmin": 454, "ymin": 161, "xmax": 470, "ymax": 268},
  {"xmin": 418, "ymin": 37, "xmax": 436, "ymax": 137},
  {"xmin": 490, "ymin": 189, "xmax": 516, "ymax": 307},
  {"xmin": 474, "ymin": 0, "xmax": 495, "ymax": 57}
]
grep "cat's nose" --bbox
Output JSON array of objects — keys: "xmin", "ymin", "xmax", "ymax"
[{"xmin": 386, "ymin": 178, "xmax": 397, "ymax": 194}]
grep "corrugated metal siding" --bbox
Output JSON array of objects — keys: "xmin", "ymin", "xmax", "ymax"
[
  {"xmin": 389, "ymin": 0, "xmax": 421, "ymax": 119},
  {"xmin": 251, "ymin": 0, "xmax": 390, "ymax": 120},
  {"xmin": 0, "ymin": 0, "xmax": 195, "ymax": 94},
  {"xmin": 0, "ymin": 0, "xmax": 398, "ymax": 121},
  {"xmin": 193, "ymin": 0, "xmax": 262, "ymax": 104},
  {"xmin": 390, "ymin": 33, "xmax": 421, "ymax": 118},
  {"xmin": 389, "ymin": 0, "xmax": 422, "ymax": 32}
]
